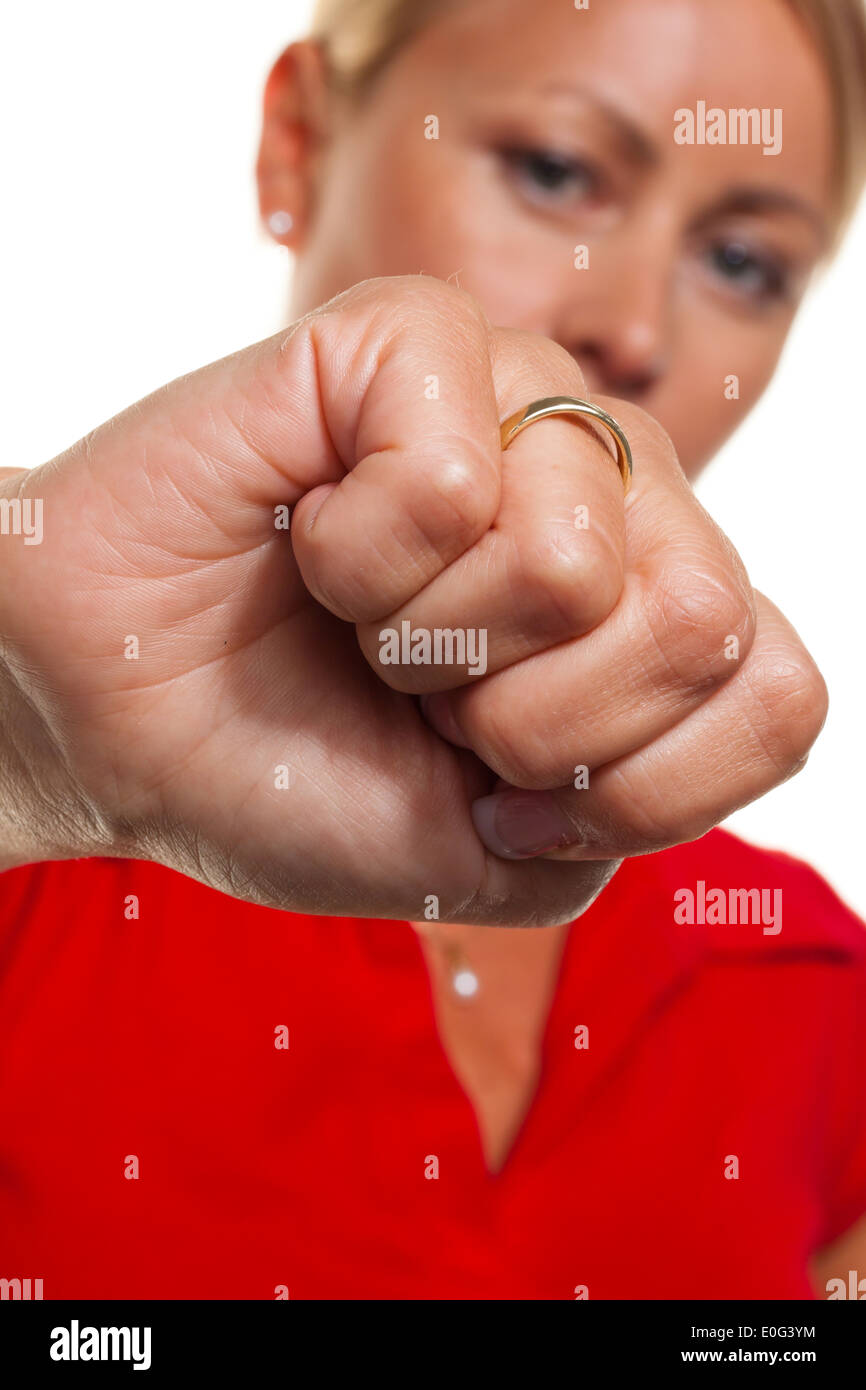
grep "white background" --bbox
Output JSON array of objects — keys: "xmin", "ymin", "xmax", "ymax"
[{"xmin": 2, "ymin": 1, "xmax": 863, "ymax": 913}]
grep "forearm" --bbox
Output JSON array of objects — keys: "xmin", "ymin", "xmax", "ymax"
[
  {"xmin": 0, "ymin": 469, "xmax": 115, "ymax": 873},
  {"xmin": 0, "ymin": 657, "xmax": 97, "ymax": 872}
]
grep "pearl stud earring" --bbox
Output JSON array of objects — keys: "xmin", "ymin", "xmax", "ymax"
[{"xmin": 267, "ymin": 211, "xmax": 294, "ymax": 238}]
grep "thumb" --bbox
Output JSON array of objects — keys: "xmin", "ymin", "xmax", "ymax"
[{"xmin": 23, "ymin": 276, "xmax": 501, "ymax": 578}]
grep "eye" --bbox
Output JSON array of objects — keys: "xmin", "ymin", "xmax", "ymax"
[
  {"xmin": 707, "ymin": 239, "xmax": 789, "ymax": 303},
  {"xmin": 499, "ymin": 145, "xmax": 599, "ymax": 207}
]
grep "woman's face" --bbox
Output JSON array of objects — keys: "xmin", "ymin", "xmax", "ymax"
[{"xmin": 267, "ymin": 0, "xmax": 835, "ymax": 478}]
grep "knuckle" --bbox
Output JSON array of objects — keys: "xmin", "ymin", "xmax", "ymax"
[
  {"xmin": 329, "ymin": 276, "xmax": 493, "ymax": 369},
  {"xmin": 632, "ymin": 404, "xmax": 678, "ymax": 463},
  {"xmin": 598, "ymin": 765, "xmax": 714, "ymax": 854},
  {"xmin": 297, "ymin": 546, "xmax": 365, "ymax": 622},
  {"xmin": 597, "ymin": 396, "xmax": 680, "ymax": 470},
  {"xmin": 469, "ymin": 695, "xmax": 559, "ymax": 790},
  {"xmin": 599, "ymin": 769, "xmax": 682, "ymax": 851},
  {"xmin": 395, "ymin": 273, "xmax": 491, "ymax": 333},
  {"xmin": 647, "ymin": 560, "xmax": 756, "ymax": 692},
  {"xmin": 493, "ymin": 328, "xmax": 587, "ymax": 400},
  {"xmin": 426, "ymin": 435, "xmax": 498, "ymax": 540},
  {"xmin": 745, "ymin": 645, "xmax": 829, "ymax": 774},
  {"xmin": 522, "ymin": 524, "xmax": 622, "ymax": 637}
]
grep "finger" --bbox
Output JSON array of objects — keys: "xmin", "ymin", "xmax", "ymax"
[
  {"xmin": 355, "ymin": 330, "xmax": 627, "ymax": 691},
  {"xmin": 289, "ymin": 276, "xmax": 504, "ymax": 623},
  {"xmin": 468, "ymin": 594, "xmax": 826, "ymax": 860},
  {"xmin": 420, "ymin": 400, "xmax": 756, "ymax": 779}
]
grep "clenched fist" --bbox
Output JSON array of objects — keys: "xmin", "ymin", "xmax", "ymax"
[{"xmin": 0, "ymin": 276, "xmax": 826, "ymax": 925}]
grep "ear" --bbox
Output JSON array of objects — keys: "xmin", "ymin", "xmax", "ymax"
[{"xmin": 256, "ymin": 41, "xmax": 333, "ymax": 249}]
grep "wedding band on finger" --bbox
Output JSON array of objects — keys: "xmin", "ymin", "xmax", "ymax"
[{"xmin": 499, "ymin": 395, "xmax": 633, "ymax": 495}]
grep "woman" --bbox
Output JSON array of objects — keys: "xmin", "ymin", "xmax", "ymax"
[{"xmin": 0, "ymin": 0, "xmax": 864, "ymax": 1299}]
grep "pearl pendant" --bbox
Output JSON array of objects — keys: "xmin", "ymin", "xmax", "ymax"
[
  {"xmin": 452, "ymin": 964, "xmax": 480, "ymax": 999},
  {"xmin": 410, "ymin": 922, "xmax": 480, "ymax": 1000}
]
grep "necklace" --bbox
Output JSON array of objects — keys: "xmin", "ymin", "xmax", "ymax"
[{"xmin": 410, "ymin": 921, "xmax": 480, "ymax": 1000}]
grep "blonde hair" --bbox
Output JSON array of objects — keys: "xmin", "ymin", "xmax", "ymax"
[{"xmin": 310, "ymin": 0, "xmax": 866, "ymax": 239}]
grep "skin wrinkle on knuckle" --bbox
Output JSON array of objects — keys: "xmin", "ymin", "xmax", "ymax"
[
  {"xmin": 320, "ymin": 433, "xmax": 496, "ymax": 612},
  {"xmin": 465, "ymin": 691, "xmax": 559, "ymax": 790},
  {"xmin": 740, "ymin": 649, "xmax": 829, "ymax": 776},
  {"xmin": 303, "ymin": 550, "xmax": 393, "ymax": 628},
  {"xmin": 297, "ymin": 451, "xmax": 499, "ymax": 631},
  {"xmin": 515, "ymin": 516, "xmax": 621, "ymax": 642},
  {"xmin": 590, "ymin": 764, "xmax": 690, "ymax": 854},
  {"xmin": 297, "ymin": 309, "xmax": 384, "ymax": 469},
  {"xmin": 597, "ymin": 394, "xmax": 681, "ymax": 478},
  {"xmin": 642, "ymin": 558, "xmax": 755, "ymax": 695},
  {"xmin": 557, "ymin": 519, "xmax": 623, "ymax": 627},
  {"xmin": 357, "ymin": 528, "xmax": 431, "ymax": 623},
  {"xmin": 421, "ymin": 434, "xmax": 499, "ymax": 541},
  {"xmin": 385, "ymin": 279, "xmax": 493, "ymax": 375},
  {"xmin": 309, "ymin": 282, "xmax": 487, "ymax": 467},
  {"xmin": 589, "ymin": 646, "xmax": 826, "ymax": 863}
]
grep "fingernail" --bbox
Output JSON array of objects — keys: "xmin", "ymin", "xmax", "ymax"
[
  {"xmin": 471, "ymin": 790, "xmax": 579, "ymax": 860},
  {"xmin": 419, "ymin": 692, "xmax": 470, "ymax": 748}
]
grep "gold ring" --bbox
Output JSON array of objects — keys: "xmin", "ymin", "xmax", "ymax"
[{"xmin": 499, "ymin": 395, "xmax": 633, "ymax": 495}]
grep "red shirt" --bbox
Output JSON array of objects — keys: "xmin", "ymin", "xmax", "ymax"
[{"xmin": 1, "ymin": 828, "xmax": 864, "ymax": 1300}]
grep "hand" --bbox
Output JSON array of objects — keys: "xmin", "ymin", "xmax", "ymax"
[
  {"xmin": 0, "ymin": 276, "xmax": 826, "ymax": 925},
  {"xmin": 289, "ymin": 285, "xmax": 828, "ymax": 869}
]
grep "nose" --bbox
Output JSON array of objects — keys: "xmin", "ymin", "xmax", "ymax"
[{"xmin": 553, "ymin": 216, "xmax": 676, "ymax": 402}]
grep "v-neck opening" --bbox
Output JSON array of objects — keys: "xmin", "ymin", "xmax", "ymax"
[{"xmin": 405, "ymin": 915, "xmax": 581, "ymax": 1183}]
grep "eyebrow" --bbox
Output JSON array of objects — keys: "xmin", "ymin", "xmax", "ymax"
[
  {"xmin": 534, "ymin": 81, "xmax": 829, "ymax": 243},
  {"xmin": 535, "ymin": 81, "xmax": 658, "ymax": 168},
  {"xmin": 703, "ymin": 188, "xmax": 829, "ymax": 244}
]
